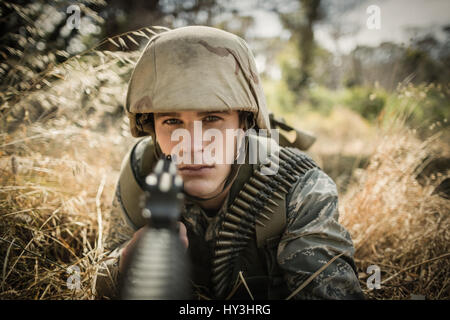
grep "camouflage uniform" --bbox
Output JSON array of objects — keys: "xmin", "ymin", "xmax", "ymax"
[{"xmin": 95, "ymin": 26, "xmax": 364, "ymax": 299}]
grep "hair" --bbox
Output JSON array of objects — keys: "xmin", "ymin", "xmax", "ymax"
[{"xmin": 239, "ymin": 111, "xmax": 255, "ymax": 130}]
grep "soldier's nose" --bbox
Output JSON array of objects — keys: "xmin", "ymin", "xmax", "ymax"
[{"xmin": 185, "ymin": 121, "xmax": 204, "ymax": 164}]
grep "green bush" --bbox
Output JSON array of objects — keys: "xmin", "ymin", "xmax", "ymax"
[
  {"xmin": 263, "ymin": 78, "xmax": 297, "ymax": 113},
  {"xmin": 383, "ymin": 83, "xmax": 450, "ymax": 132},
  {"xmin": 306, "ymin": 86, "xmax": 338, "ymax": 116},
  {"xmin": 341, "ymin": 86, "xmax": 387, "ymax": 121},
  {"xmin": 264, "ymin": 76, "xmax": 449, "ymax": 132}
]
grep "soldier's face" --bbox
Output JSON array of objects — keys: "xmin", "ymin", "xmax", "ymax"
[{"xmin": 154, "ymin": 110, "xmax": 242, "ymax": 199}]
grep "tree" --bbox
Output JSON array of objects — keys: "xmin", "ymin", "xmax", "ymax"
[
  {"xmin": 99, "ymin": 0, "xmax": 223, "ymax": 41},
  {"xmin": 0, "ymin": 0, "xmax": 105, "ymax": 102},
  {"xmin": 278, "ymin": 0, "xmax": 323, "ymax": 95}
]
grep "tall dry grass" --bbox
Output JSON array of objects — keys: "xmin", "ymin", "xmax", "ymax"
[
  {"xmin": 1, "ymin": 115, "xmax": 448, "ymax": 299},
  {"xmin": 0, "ymin": 25, "xmax": 165, "ymax": 299},
  {"xmin": 340, "ymin": 123, "xmax": 449, "ymax": 299},
  {"xmin": 0, "ymin": 121, "xmax": 135, "ymax": 299}
]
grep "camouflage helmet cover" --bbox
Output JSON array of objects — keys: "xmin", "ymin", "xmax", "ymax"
[{"xmin": 125, "ymin": 25, "xmax": 271, "ymax": 137}]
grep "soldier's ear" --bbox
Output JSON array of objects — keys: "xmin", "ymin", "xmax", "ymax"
[{"xmin": 136, "ymin": 113, "xmax": 155, "ymax": 136}]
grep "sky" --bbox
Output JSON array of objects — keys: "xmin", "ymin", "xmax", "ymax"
[{"xmin": 246, "ymin": 0, "xmax": 450, "ymax": 54}]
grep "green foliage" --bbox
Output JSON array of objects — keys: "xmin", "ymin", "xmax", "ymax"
[
  {"xmin": 400, "ymin": 44, "xmax": 448, "ymax": 85},
  {"xmin": 340, "ymin": 86, "xmax": 387, "ymax": 121},
  {"xmin": 266, "ymin": 78, "xmax": 448, "ymax": 133},
  {"xmin": 278, "ymin": 0, "xmax": 322, "ymax": 93},
  {"xmin": 305, "ymin": 86, "xmax": 338, "ymax": 115},
  {"xmin": 383, "ymin": 83, "xmax": 450, "ymax": 132},
  {"xmin": 265, "ymin": 79, "xmax": 388, "ymax": 121},
  {"xmin": 276, "ymin": 41, "xmax": 302, "ymax": 96},
  {"xmin": 267, "ymin": 82, "xmax": 388, "ymax": 122},
  {"xmin": 263, "ymin": 78, "xmax": 297, "ymax": 114},
  {"xmin": 0, "ymin": 0, "xmax": 106, "ymax": 101}
]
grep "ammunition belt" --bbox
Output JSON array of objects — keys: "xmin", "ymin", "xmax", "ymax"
[{"xmin": 211, "ymin": 146, "xmax": 319, "ymax": 298}]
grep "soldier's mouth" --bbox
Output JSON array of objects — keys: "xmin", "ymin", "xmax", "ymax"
[
  {"xmin": 178, "ymin": 164, "xmax": 215, "ymax": 176},
  {"xmin": 179, "ymin": 164, "xmax": 215, "ymax": 170}
]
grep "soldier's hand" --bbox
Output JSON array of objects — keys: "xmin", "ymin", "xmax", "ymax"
[{"xmin": 119, "ymin": 222, "xmax": 189, "ymax": 274}]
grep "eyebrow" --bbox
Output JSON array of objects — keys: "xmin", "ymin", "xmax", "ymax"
[
  {"xmin": 155, "ymin": 112, "xmax": 180, "ymax": 118},
  {"xmin": 155, "ymin": 110, "xmax": 231, "ymax": 118}
]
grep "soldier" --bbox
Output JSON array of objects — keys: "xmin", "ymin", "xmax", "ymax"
[{"xmin": 96, "ymin": 26, "xmax": 364, "ymax": 300}]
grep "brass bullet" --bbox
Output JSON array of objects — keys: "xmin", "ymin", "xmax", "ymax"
[
  {"xmin": 223, "ymin": 221, "xmax": 253, "ymax": 236},
  {"xmin": 212, "ymin": 267, "xmax": 232, "ymax": 284},
  {"xmin": 213, "ymin": 253, "xmax": 240, "ymax": 265},
  {"xmin": 215, "ymin": 247, "xmax": 242, "ymax": 257},
  {"xmin": 218, "ymin": 231, "xmax": 250, "ymax": 241},
  {"xmin": 242, "ymin": 184, "xmax": 279, "ymax": 207},
  {"xmin": 224, "ymin": 212, "xmax": 254, "ymax": 229}
]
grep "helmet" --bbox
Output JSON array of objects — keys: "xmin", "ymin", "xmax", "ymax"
[
  {"xmin": 125, "ymin": 25, "xmax": 271, "ymax": 137},
  {"xmin": 124, "ymin": 25, "xmax": 271, "ymax": 202}
]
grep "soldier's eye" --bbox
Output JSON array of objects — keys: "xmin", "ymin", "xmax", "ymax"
[
  {"xmin": 163, "ymin": 118, "xmax": 182, "ymax": 125},
  {"xmin": 203, "ymin": 115, "xmax": 221, "ymax": 122}
]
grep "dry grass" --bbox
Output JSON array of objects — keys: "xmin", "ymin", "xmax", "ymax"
[
  {"xmin": 340, "ymin": 123, "xmax": 449, "ymax": 299},
  {"xmin": 0, "ymin": 120, "xmax": 135, "ymax": 299},
  {"xmin": 1, "ymin": 115, "xmax": 448, "ymax": 299}
]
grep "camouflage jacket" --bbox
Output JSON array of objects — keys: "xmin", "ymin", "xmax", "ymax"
[{"xmin": 96, "ymin": 139, "xmax": 364, "ymax": 300}]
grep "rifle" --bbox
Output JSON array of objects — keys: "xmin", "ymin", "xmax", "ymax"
[
  {"xmin": 269, "ymin": 112, "xmax": 316, "ymax": 150},
  {"xmin": 119, "ymin": 155, "xmax": 191, "ymax": 299}
]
